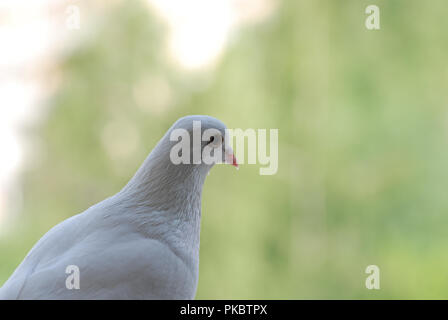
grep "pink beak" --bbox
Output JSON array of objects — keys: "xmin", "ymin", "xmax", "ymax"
[
  {"xmin": 225, "ymin": 147, "xmax": 238, "ymax": 168},
  {"xmin": 232, "ymin": 154, "xmax": 238, "ymax": 168}
]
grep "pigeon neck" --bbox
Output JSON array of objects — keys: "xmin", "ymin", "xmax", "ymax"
[
  {"xmin": 114, "ymin": 149, "xmax": 209, "ymax": 281},
  {"xmin": 119, "ymin": 147, "xmax": 210, "ymax": 216}
]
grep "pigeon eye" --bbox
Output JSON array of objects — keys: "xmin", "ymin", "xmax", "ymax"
[{"xmin": 207, "ymin": 135, "xmax": 222, "ymax": 147}]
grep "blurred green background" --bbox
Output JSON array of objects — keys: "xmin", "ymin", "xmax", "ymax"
[{"xmin": 1, "ymin": 0, "xmax": 448, "ymax": 299}]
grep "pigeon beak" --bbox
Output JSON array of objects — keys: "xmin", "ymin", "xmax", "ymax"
[
  {"xmin": 231, "ymin": 154, "xmax": 239, "ymax": 168},
  {"xmin": 225, "ymin": 146, "xmax": 238, "ymax": 168}
]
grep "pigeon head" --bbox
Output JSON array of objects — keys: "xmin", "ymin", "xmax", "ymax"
[
  {"xmin": 120, "ymin": 115, "xmax": 237, "ymax": 209},
  {"xmin": 167, "ymin": 115, "xmax": 238, "ymax": 169}
]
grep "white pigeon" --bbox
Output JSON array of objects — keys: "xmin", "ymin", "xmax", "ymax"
[{"xmin": 0, "ymin": 115, "xmax": 238, "ymax": 300}]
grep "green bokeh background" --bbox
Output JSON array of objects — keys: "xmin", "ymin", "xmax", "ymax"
[{"xmin": 2, "ymin": 0, "xmax": 448, "ymax": 299}]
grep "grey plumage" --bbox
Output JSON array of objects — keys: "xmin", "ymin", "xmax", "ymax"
[{"xmin": 0, "ymin": 115, "xmax": 234, "ymax": 299}]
